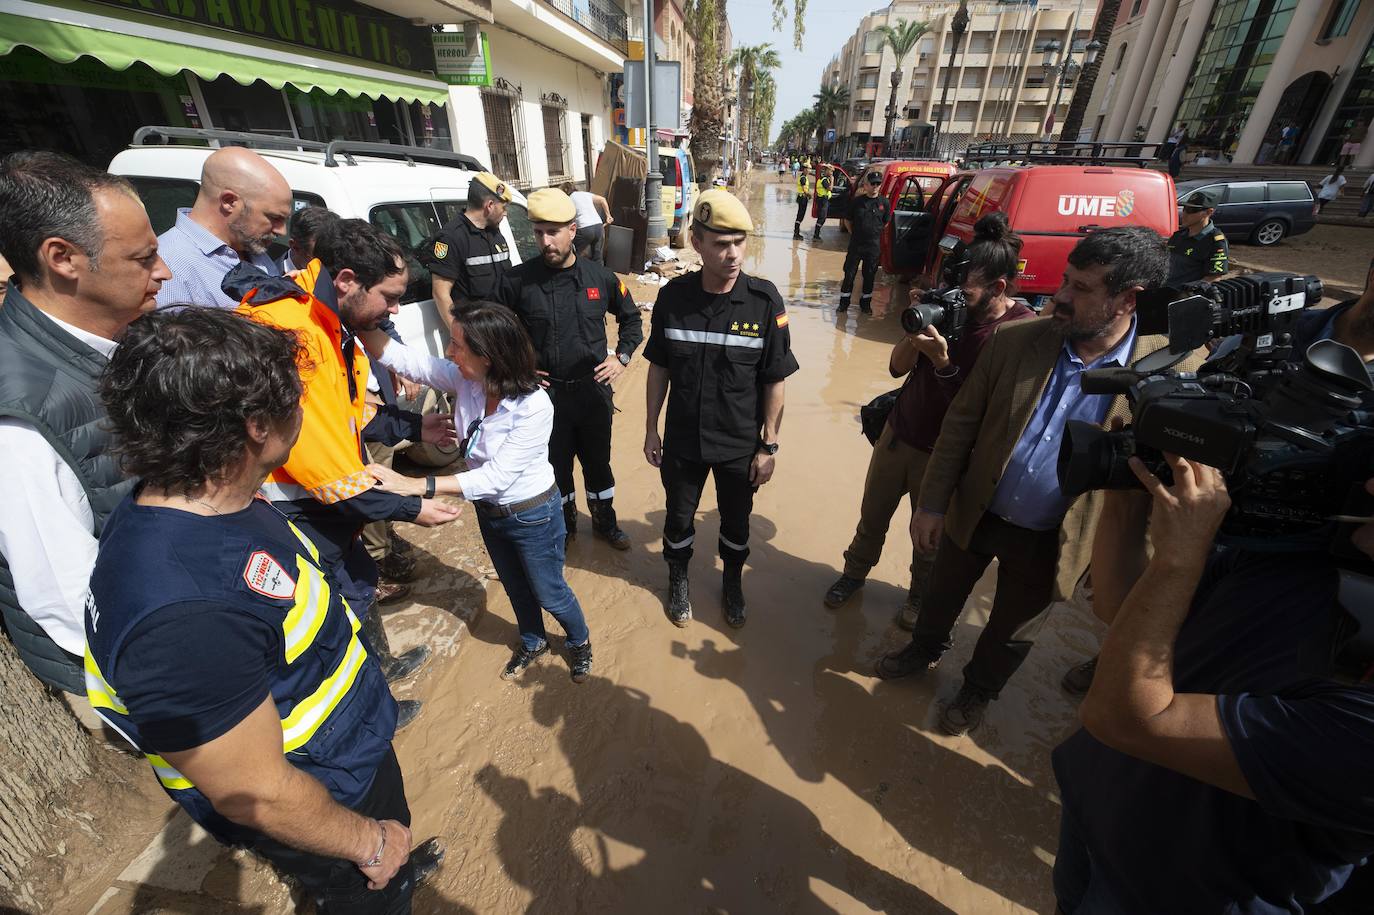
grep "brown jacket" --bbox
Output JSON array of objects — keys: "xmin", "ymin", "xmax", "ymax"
[{"xmin": 918, "ymin": 316, "xmax": 1206, "ymax": 601}]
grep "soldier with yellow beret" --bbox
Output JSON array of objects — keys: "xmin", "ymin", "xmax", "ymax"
[
  {"xmin": 498, "ymin": 187, "xmax": 642, "ymax": 549},
  {"xmin": 643, "ymin": 188, "xmax": 800, "ymax": 629},
  {"xmin": 427, "ymin": 171, "xmax": 513, "ymax": 318}
]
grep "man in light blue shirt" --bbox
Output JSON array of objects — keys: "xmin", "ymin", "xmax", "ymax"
[{"xmin": 154, "ymin": 147, "xmax": 291, "ymax": 310}]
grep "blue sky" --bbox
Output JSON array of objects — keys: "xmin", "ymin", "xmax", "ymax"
[{"xmin": 726, "ymin": 0, "xmax": 870, "ymax": 143}]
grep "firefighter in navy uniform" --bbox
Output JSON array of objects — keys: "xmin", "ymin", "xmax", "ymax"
[
  {"xmin": 500, "ymin": 188, "xmax": 643, "ymax": 549},
  {"xmin": 1166, "ymin": 188, "xmax": 1230, "ymax": 286},
  {"xmin": 426, "ymin": 172, "xmax": 513, "ymax": 316},
  {"xmin": 85, "ymin": 308, "xmax": 441, "ymax": 914},
  {"xmin": 644, "ymin": 188, "xmax": 799, "ymax": 629},
  {"xmin": 840, "ymin": 170, "xmax": 890, "ymax": 313}
]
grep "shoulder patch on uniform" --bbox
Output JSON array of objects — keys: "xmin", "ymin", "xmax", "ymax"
[
  {"xmin": 244, "ymin": 551, "xmax": 296, "ymax": 599},
  {"xmin": 619, "ymin": 279, "xmax": 627, "ymax": 296},
  {"xmin": 775, "ymin": 313, "xmax": 789, "ymax": 328},
  {"xmin": 1213, "ymin": 234, "xmax": 1225, "ymax": 241},
  {"xmin": 433, "ymin": 241, "xmax": 449, "ymax": 260},
  {"xmin": 587, "ymin": 286, "xmax": 602, "ymax": 301}
]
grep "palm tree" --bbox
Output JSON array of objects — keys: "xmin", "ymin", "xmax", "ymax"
[
  {"xmin": 687, "ymin": 0, "xmax": 727, "ymax": 182},
  {"xmin": 755, "ymin": 71, "xmax": 778, "ymax": 155},
  {"xmin": 812, "ymin": 83, "xmax": 851, "ymax": 157},
  {"xmin": 729, "ymin": 43, "xmax": 782, "ymax": 160},
  {"xmin": 875, "ymin": 18, "xmax": 931, "ymax": 154}
]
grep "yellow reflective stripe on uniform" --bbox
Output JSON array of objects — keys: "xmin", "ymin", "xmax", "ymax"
[
  {"xmin": 285, "ymin": 519, "xmax": 321, "ymax": 563},
  {"xmin": 280, "ymin": 605, "xmax": 367, "ymax": 753},
  {"xmin": 282, "ymin": 556, "xmax": 331, "ymax": 664},
  {"xmin": 84, "ymin": 651, "xmax": 128, "ymax": 715},
  {"xmin": 146, "ymin": 753, "xmax": 194, "ymax": 790}
]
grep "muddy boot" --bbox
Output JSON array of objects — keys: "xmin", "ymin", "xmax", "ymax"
[
  {"xmin": 567, "ymin": 640, "xmax": 593, "ymax": 683},
  {"xmin": 666, "ymin": 559, "xmax": 692, "ymax": 627},
  {"xmin": 409, "ymin": 837, "xmax": 445, "ymax": 888},
  {"xmin": 793, "ymin": 225, "xmax": 804, "ymax": 240},
  {"xmin": 394, "ymin": 699, "xmax": 422, "ymax": 732},
  {"xmin": 589, "ymin": 500, "xmax": 631, "ymax": 551},
  {"xmin": 362, "ymin": 605, "xmax": 431, "ymax": 684},
  {"xmin": 722, "ymin": 561, "xmax": 746, "ymax": 628},
  {"xmin": 563, "ymin": 501, "xmax": 577, "ymax": 548},
  {"xmin": 897, "ymin": 581, "xmax": 922, "ymax": 631}
]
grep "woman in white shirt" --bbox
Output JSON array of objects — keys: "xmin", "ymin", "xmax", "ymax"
[{"xmin": 361, "ymin": 302, "xmax": 592, "ymax": 682}]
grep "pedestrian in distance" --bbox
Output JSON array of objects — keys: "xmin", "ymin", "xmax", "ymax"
[
  {"xmin": 154, "ymin": 145, "xmax": 291, "ymax": 310},
  {"xmin": 839, "ymin": 170, "xmax": 889, "ymax": 314},
  {"xmin": 0, "ymin": 151, "xmax": 170, "ymax": 717},
  {"xmin": 1318, "ymin": 166, "xmax": 1347, "ymax": 214},
  {"xmin": 644, "ymin": 188, "xmax": 800, "ymax": 629},
  {"xmin": 499, "ymin": 188, "xmax": 642, "ymax": 549},
  {"xmin": 561, "ymin": 181, "xmax": 613, "ymax": 264},
  {"xmin": 1360, "ymin": 173, "xmax": 1374, "ymax": 218},
  {"xmin": 88, "ymin": 306, "xmax": 442, "ymax": 914},
  {"xmin": 1168, "ymin": 140, "xmax": 1187, "ymax": 181},
  {"xmin": 361, "ymin": 302, "xmax": 596, "ymax": 683},
  {"xmin": 793, "ymin": 169, "xmax": 812, "ymax": 240},
  {"xmin": 823, "ymin": 213, "xmax": 1035, "ymax": 627}
]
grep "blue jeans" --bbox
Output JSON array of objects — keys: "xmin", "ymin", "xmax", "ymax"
[{"xmin": 476, "ymin": 492, "xmax": 589, "ymax": 651}]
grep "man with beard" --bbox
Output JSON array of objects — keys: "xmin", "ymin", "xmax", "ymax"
[
  {"xmin": 228, "ymin": 219, "xmax": 461, "ymax": 706},
  {"xmin": 823, "ymin": 214, "xmax": 1034, "ymax": 627},
  {"xmin": 874, "ymin": 227, "xmax": 1207, "ymax": 735},
  {"xmin": 156, "ymin": 147, "xmax": 291, "ymax": 309},
  {"xmin": 499, "ymin": 188, "xmax": 642, "ymax": 550}
]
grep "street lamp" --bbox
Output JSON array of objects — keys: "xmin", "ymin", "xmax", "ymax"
[
  {"xmin": 1041, "ymin": 37, "xmax": 1101, "ymax": 142},
  {"xmin": 932, "ymin": 0, "xmax": 970, "ymax": 161}
]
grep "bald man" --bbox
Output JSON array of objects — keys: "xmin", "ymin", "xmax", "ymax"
[{"xmin": 155, "ymin": 146, "xmax": 293, "ymax": 309}]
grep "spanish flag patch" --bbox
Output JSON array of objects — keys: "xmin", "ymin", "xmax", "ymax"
[
  {"xmin": 619, "ymin": 280, "xmax": 627, "ymax": 296},
  {"xmin": 775, "ymin": 313, "xmax": 789, "ymax": 328}
]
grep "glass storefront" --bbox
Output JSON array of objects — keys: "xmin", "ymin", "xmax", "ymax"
[
  {"xmin": 1173, "ymin": 0, "xmax": 1298, "ymax": 158},
  {"xmin": 1317, "ymin": 32, "xmax": 1374, "ymax": 164}
]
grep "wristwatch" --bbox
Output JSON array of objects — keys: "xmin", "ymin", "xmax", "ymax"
[
  {"xmin": 617, "ymin": 352, "xmax": 632, "ymax": 366},
  {"xmin": 757, "ymin": 439, "xmax": 780, "ymax": 455}
]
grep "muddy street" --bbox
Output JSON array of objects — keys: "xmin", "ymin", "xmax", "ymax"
[{"xmin": 375, "ymin": 172, "xmax": 1097, "ymax": 915}]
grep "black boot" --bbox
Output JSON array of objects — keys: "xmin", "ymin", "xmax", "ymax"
[
  {"xmin": 722, "ymin": 561, "xmax": 746, "ymax": 628},
  {"xmin": 837, "ymin": 296, "xmax": 850, "ymax": 312},
  {"xmin": 409, "ymin": 837, "xmax": 445, "ymax": 887},
  {"xmin": 666, "ymin": 559, "xmax": 692, "ymax": 627},
  {"xmin": 362, "ymin": 605, "xmax": 431, "ymax": 684},
  {"xmin": 563, "ymin": 501, "xmax": 577, "ymax": 548},
  {"xmin": 589, "ymin": 499, "xmax": 631, "ymax": 551},
  {"xmin": 793, "ymin": 225, "xmax": 804, "ymax": 240}
]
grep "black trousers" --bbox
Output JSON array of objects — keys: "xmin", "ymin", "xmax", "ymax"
[
  {"xmin": 574, "ymin": 224, "xmax": 604, "ymax": 263},
  {"xmin": 812, "ymin": 198, "xmax": 830, "ymax": 235},
  {"xmin": 840, "ymin": 243, "xmax": 880, "ymax": 307},
  {"xmin": 549, "ymin": 378, "xmax": 616, "ymax": 505},
  {"xmin": 660, "ymin": 452, "xmax": 755, "ymax": 565},
  {"xmin": 794, "ymin": 197, "xmax": 809, "ymax": 230},
  {"xmin": 249, "ymin": 747, "xmax": 413, "ymax": 915},
  {"xmin": 909, "ymin": 514, "xmax": 1060, "ymax": 698}
]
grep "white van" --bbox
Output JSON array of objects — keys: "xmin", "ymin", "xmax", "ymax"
[{"xmin": 108, "ymin": 126, "xmax": 536, "ymax": 358}]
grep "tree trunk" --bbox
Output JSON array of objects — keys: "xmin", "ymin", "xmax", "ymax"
[
  {"xmin": 0, "ymin": 637, "xmax": 97, "ymax": 909},
  {"xmin": 687, "ymin": 0, "xmax": 726, "ymax": 183},
  {"xmin": 884, "ymin": 82, "xmax": 899, "ymax": 154},
  {"xmin": 1062, "ymin": 0, "xmax": 1121, "ymax": 142}
]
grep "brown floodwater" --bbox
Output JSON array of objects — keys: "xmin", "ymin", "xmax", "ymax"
[{"xmin": 386, "ymin": 172, "xmax": 1101, "ymax": 915}]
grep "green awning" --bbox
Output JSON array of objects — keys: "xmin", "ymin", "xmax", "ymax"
[{"xmin": 0, "ymin": 0, "xmax": 450, "ymax": 106}]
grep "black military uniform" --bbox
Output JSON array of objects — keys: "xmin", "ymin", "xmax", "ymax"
[
  {"xmin": 1166, "ymin": 189, "xmax": 1229, "ymax": 286},
  {"xmin": 645, "ymin": 189, "xmax": 799, "ymax": 628},
  {"xmin": 501, "ymin": 193, "xmax": 642, "ymax": 548},
  {"xmin": 427, "ymin": 212, "xmax": 511, "ymax": 303},
  {"xmin": 841, "ymin": 178, "xmax": 889, "ymax": 313}
]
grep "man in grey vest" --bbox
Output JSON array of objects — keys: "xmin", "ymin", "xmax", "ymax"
[{"xmin": 0, "ymin": 151, "xmax": 170, "ymax": 722}]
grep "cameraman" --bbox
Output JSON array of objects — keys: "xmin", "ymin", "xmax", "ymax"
[
  {"xmin": 1054, "ymin": 456, "xmax": 1374, "ymax": 914},
  {"xmin": 875, "ymin": 227, "xmax": 1207, "ymax": 736},
  {"xmin": 823, "ymin": 214, "xmax": 1033, "ymax": 626}
]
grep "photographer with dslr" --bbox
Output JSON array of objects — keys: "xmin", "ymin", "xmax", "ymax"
[
  {"xmin": 1053, "ymin": 454, "xmax": 1374, "ymax": 914},
  {"xmin": 875, "ymin": 227, "xmax": 1207, "ymax": 735},
  {"xmin": 823, "ymin": 214, "xmax": 1033, "ymax": 625}
]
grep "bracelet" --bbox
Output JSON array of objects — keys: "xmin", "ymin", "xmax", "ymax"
[
  {"xmin": 424, "ymin": 476, "xmax": 436, "ymax": 499},
  {"xmin": 361, "ymin": 819, "xmax": 386, "ymax": 868}
]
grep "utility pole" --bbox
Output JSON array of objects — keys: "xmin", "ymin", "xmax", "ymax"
[{"xmin": 642, "ymin": 0, "xmax": 667, "ymax": 252}]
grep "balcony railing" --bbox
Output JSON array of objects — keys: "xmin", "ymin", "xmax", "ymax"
[{"xmin": 544, "ymin": 0, "xmax": 629, "ymax": 53}]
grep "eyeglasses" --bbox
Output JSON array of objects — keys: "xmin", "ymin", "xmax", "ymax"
[
  {"xmin": 1182, "ymin": 205, "xmax": 1208, "ymax": 213},
  {"xmin": 460, "ymin": 418, "xmax": 482, "ymax": 460}
]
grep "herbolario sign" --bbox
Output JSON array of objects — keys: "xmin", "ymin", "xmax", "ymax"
[{"xmin": 93, "ymin": 0, "xmax": 437, "ymax": 71}]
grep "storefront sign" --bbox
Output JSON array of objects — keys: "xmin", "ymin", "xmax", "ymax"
[
  {"xmin": 432, "ymin": 31, "xmax": 491, "ymax": 86},
  {"xmin": 92, "ymin": 0, "xmax": 436, "ymax": 71}
]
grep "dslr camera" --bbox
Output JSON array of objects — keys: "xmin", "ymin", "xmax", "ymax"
[
  {"xmin": 902, "ymin": 286, "xmax": 970, "ymax": 342},
  {"xmin": 1057, "ymin": 273, "xmax": 1374, "ymax": 552}
]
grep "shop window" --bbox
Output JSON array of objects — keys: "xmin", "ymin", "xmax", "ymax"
[
  {"xmin": 127, "ymin": 177, "xmax": 325, "ymax": 235},
  {"xmin": 542, "ymin": 106, "xmax": 568, "ymax": 179},
  {"xmin": 481, "ymin": 87, "xmax": 524, "ymax": 184},
  {"xmin": 201, "ymin": 76, "xmax": 293, "ymax": 136}
]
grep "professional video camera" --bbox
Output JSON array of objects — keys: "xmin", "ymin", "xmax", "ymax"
[
  {"xmin": 1057, "ymin": 273, "xmax": 1374, "ymax": 551},
  {"xmin": 902, "ymin": 286, "xmax": 969, "ymax": 341}
]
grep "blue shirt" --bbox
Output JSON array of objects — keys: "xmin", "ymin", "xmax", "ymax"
[
  {"xmin": 155, "ymin": 208, "xmax": 279, "ymax": 310},
  {"xmin": 986, "ymin": 318, "xmax": 1137, "ymax": 530}
]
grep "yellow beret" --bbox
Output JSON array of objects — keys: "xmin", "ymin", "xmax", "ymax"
[
  {"xmin": 692, "ymin": 188, "xmax": 753, "ymax": 234},
  {"xmin": 473, "ymin": 171, "xmax": 512, "ymax": 203},
  {"xmin": 527, "ymin": 188, "xmax": 577, "ymax": 224}
]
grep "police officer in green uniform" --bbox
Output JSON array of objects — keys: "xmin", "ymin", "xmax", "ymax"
[
  {"xmin": 644, "ymin": 189, "xmax": 800, "ymax": 629},
  {"xmin": 1166, "ymin": 188, "xmax": 1229, "ymax": 286},
  {"xmin": 500, "ymin": 188, "xmax": 642, "ymax": 549},
  {"xmin": 427, "ymin": 172, "xmax": 513, "ymax": 319}
]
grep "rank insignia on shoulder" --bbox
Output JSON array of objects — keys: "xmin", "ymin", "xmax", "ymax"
[
  {"xmin": 244, "ymin": 551, "xmax": 296, "ymax": 599},
  {"xmin": 587, "ymin": 287, "xmax": 602, "ymax": 300},
  {"xmin": 433, "ymin": 241, "xmax": 449, "ymax": 260},
  {"xmin": 731, "ymin": 322, "xmax": 739, "ymax": 330},
  {"xmin": 1213, "ymin": 234, "xmax": 1225, "ymax": 241}
]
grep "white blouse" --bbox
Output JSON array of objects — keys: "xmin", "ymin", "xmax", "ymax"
[{"xmin": 376, "ymin": 341, "xmax": 556, "ymax": 505}]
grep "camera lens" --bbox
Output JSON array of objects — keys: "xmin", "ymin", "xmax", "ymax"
[
  {"xmin": 1057, "ymin": 421, "xmax": 1143, "ymax": 498},
  {"xmin": 902, "ymin": 302, "xmax": 944, "ymax": 335}
]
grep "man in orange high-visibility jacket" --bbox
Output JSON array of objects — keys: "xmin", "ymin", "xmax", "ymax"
[{"xmin": 226, "ymin": 219, "xmax": 460, "ymax": 688}]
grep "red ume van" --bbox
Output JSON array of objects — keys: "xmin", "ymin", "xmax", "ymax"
[{"xmin": 880, "ymin": 165, "xmax": 1178, "ymax": 310}]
